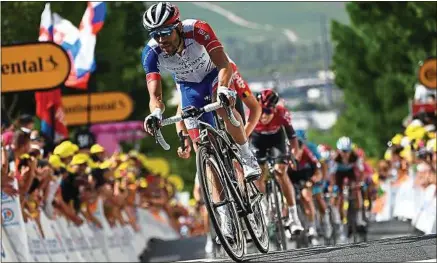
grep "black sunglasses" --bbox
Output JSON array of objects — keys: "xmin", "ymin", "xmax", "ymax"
[
  {"xmin": 149, "ymin": 24, "xmax": 178, "ymax": 39},
  {"xmin": 262, "ymin": 108, "xmax": 273, "ymax": 114}
]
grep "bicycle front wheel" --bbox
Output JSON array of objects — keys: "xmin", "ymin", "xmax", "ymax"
[{"xmin": 196, "ymin": 146, "xmax": 245, "ymax": 261}]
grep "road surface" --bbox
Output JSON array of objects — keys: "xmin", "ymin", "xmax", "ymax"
[{"xmin": 140, "ymin": 220, "xmax": 436, "ymax": 262}]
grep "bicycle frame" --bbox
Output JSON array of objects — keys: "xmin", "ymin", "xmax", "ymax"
[
  {"xmin": 152, "ymin": 96, "xmax": 262, "ymax": 216},
  {"xmin": 196, "ymin": 118, "xmax": 260, "ymax": 217}
]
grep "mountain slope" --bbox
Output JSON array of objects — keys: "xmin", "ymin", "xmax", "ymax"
[{"xmin": 177, "ymin": 2, "xmax": 349, "ymax": 43}]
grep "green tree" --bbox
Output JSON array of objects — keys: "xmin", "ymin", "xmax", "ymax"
[
  {"xmin": 330, "ymin": 2, "xmax": 437, "ymax": 157},
  {"xmin": 1, "ymin": 2, "xmax": 199, "ymax": 191}
]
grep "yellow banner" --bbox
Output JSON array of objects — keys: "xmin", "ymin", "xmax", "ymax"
[
  {"xmin": 1, "ymin": 42, "xmax": 70, "ymax": 93},
  {"xmin": 62, "ymin": 92, "xmax": 133, "ymax": 126}
]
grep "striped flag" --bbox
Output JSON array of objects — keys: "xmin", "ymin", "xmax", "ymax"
[
  {"xmin": 35, "ymin": 3, "xmax": 69, "ymax": 141},
  {"xmin": 54, "ymin": 2, "xmax": 106, "ymax": 89}
]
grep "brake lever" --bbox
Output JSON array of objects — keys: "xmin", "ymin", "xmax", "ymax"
[
  {"xmin": 218, "ymin": 93, "xmax": 230, "ymax": 107},
  {"xmin": 178, "ymin": 130, "xmax": 187, "ymax": 151},
  {"xmin": 148, "ymin": 117, "xmax": 160, "ymax": 141}
]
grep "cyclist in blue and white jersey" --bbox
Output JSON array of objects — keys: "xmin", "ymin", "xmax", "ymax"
[
  {"xmin": 141, "ymin": 2, "xmax": 263, "ymax": 242},
  {"xmin": 141, "ymin": 2, "xmax": 261, "ymax": 181}
]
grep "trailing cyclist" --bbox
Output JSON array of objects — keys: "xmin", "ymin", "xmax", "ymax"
[
  {"xmin": 331, "ymin": 137, "xmax": 367, "ymax": 240},
  {"xmin": 249, "ymin": 89, "xmax": 304, "ymax": 235},
  {"xmin": 287, "ymin": 136, "xmax": 324, "ymax": 240}
]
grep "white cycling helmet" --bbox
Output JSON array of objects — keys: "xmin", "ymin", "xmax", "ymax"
[
  {"xmin": 143, "ymin": 2, "xmax": 180, "ymax": 30},
  {"xmin": 337, "ymin": 136, "xmax": 352, "ymax": 151}
]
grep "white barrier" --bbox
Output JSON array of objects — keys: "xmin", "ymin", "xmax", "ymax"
[
  {"xmin": 1, "ymin": 227, "xmax": 19, "ymax": 262},
  {"xmin": 1, "ymin": 196, "xmax": 180, "ymax": 262},
  {"xmin": 1, "ymin": 178, "xmax": 32, "ymax": 262},
  {"xmin": 375, "ymin": 172, "xmax": 436, "ymax": 235}
]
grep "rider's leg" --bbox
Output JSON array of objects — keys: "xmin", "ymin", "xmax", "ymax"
[
  {"xmin": 214, "ymin": 96, "xmax": 261, "ymax": 180},
  {"xmin": 314, "ymin": 191, "xmax": 327, "ymax": 214},
  {"xmin": 335, "ymin": 173, "xmax": 347, "ymax": 223},
  {"xmin": 275, "ymin": 163, "xmax": 296, "ymax": 208},
  {"xmin": 249, "ymin": 134, "xmax": 268, "ymax": 194},
  {"xmin": 332, "ymin": 174, "xmax": 343, "ymax": 226},
  {"xmin": 352, "ymin": 175, "xmax": 366, "ymax": 226},
  {"xmin": 312, "ymin": 169, "xmax": 328, "ymax": 215},
  {"xmin": 275, "ymin": 163, "xmax": 303, "ymax": 233},
  {"xmin": 301, "ymin": 180, "xmax": 317, "ymax": 237},
  {"xmin": 313, "ymin": 186, "xmax": 332, "ymax": 237}
]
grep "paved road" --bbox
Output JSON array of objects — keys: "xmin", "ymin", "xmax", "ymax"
[
  {"xmin": 141, "ymin": 220, "xmax": 436, "ymax": 262},
  {"xmin": 186, "ymin": 234, "xmax": 436, "ymax": 262}
]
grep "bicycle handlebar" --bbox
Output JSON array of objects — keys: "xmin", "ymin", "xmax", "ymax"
[{"xmin": 151, "ymin": 95, "xmax": 240, "ymax": 150}]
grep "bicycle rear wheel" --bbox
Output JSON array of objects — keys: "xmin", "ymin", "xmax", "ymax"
[
  {"xmin": 328, "ymin": 205, "xmax": 338, "ymax": 246},
  {"xmin": 347, "ymin": 197, "xmax": 358, "ymax": 243},
  {"xmin": 243, "ymin": 182, "xmax": 269, "ymax": 253},
  {"xmin": 197, "ymin": 146, "xmax": 245, "ymax": 261},
  {"xmin": 267, "ymin": 179, "xmax": 288, "ymax": 251}
]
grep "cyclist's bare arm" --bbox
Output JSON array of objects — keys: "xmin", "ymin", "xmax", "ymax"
[
  {"xmin": 289, "ymin": 136, "xmax": 299, "ymax": 157},
  {"xmin": 242, "ymin": 95, "xmax": 261, "ymax": 137},
  {"xmin": 280, "ymin": 107, "xmax": 299, "ymax": 156},
  {"xmin": 213, "ymin": 51, "xmax": 233, "ymax": 88},
  {"xmin": 284, "ymin": 125, "xmax": 299, "ymax": 157},
  {"xmin": 175, "ymin": 103, "xmax": 189, "ymax": 135},
  {"xmin": 175, "ymin": 103, "xmax": 195, "ymax": 153},
  {"xmin": 147, "ymin": 79, "xmax": 165, "ymax": 113}
]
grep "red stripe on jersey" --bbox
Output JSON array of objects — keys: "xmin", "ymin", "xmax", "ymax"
[
  {"xmin": 146, "ymin": 73, "xmax": 161, "ymax": 83},
  {"xmin": 193, "ymin": 21, "xmax": 223, "ymax": 53},
  {"xmin": 188, "ymin": 128, "xmax": 201, "ymax": 143}
]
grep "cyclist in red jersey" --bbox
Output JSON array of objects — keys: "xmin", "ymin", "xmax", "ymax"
[
  {"xmin": 288, "ymin": 138, "xmax": 324, "ymax": 239},
  {"xmin": 249, "ymin": 89, "xmax": 304, "ymax": 234}
]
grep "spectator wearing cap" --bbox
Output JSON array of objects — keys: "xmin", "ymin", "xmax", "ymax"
[
  {"xmin": 89, "ymin": 143, "xmax": 105, "ymax": 168},
  {"xmin": 60, "ymin": 153, "xmax": 89, "ymax": 213},
  {"xmin": 54, "ymin": 141, "xmax": 79, "ymax": 172},
  {"xmin": 45, "ymin": 154, "xmax": 84, "ymax": 226},
  {"xmin": 17, "ymin": 114, "xmax": 34, "ymax": 133},
  {"xmin": 30, "ymin": 130, "xmax": 46, "ymax": 155},
  {"xmin": 67, "ymin": 153, "xmax": 103, "ymax": 229}
]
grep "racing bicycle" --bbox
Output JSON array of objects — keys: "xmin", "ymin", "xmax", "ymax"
[
  {"xmin": 258, "ymin": 152, "xmax": 290, "ymax": 251},
  {"xmin": 147, "ymin": 95, "xmax": 269, "ymax": 261}
]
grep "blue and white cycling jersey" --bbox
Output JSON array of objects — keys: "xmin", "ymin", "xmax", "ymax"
[
  {"xmin": 141, "ymin": 19, "xmax": 225, "ymax": 135},
  {"xmin": 141, "ymin": 19, "xmax": 223, "ymax": 84}
]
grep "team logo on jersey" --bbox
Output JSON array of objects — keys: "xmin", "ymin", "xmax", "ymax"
[
  {"xmin": 197, "ymin": 29, "xmax": 210, "ymax": 41},
  {"xmin": 1, "ymin": 208, "xmax": 14, "ymax": 223},
  {"xmin": 234, "ymin": 73, "xmax": 245, "ymax": 89}
]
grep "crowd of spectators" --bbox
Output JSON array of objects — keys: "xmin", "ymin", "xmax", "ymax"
[{"xmin": 1, "ymin": 113, "xmax": 210, "ymax": 249}]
